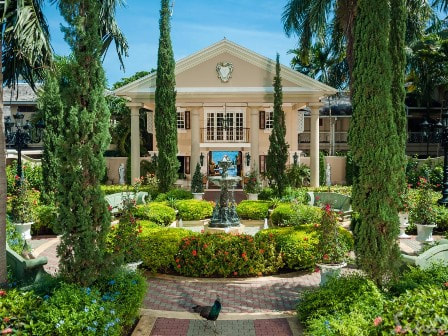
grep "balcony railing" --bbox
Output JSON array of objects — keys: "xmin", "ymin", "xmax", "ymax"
[
  {"xmin": 201, "ymin": 127, "xmax": 249, "ymax": 143},
  {"xmin": 407, "ymin": 132, "xmax": 440, "ymax": 144},
  {"xmin": 298, "ymin": 132, "xmax": 348, "ymax": 144}
]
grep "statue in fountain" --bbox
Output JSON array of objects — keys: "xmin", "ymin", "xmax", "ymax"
[{"xmin": 207, "ymin": 155, "xmax": 242, "ymax": 232}]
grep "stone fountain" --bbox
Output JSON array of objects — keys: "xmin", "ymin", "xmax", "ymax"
[{"xmin": 205, "ymin": 155, "xmax": 243, "ymax": 234}]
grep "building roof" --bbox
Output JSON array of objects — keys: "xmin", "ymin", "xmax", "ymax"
[{"xmin": 3, "ymin": 83, "xmax": 40, "ymax": 105}]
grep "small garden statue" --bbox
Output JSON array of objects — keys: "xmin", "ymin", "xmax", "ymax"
[{"xmin": 118, "ymin": 163, "xmax": 125, "ymax": 185}]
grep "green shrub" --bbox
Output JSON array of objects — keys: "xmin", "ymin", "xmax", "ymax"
[
  {"xmin": 133, "ymin": 202, "xmax": 176, "ymax": 226},
  {"xmin": 176, "ymin": 233, "xmax": 282, "ymax": 277},
  {"xmin": 388, "ymin": 263, "xmax": 448, "ymax": 297},
  {"xmin": 175, "ymin": 199, "xmax": 213, "ymax": 220},
  {"xmin": 0, "ymin": 289, "xmax": 41, "ymax": 334},
  {"xmin": 32, "ymin": 204, "xmax": 58, "ymax": 235},
  {"xmin": 95, "ymin": 269, "xmax": 147, "ymax": 328},
  {"xmin": 434, "ymin": 205, "xmax": 448, "ymax": 232},
  {"xmin": 139, "ymin": 225, "xmax": 193, "ymax": 273},
  {"xmin": 270, "ymin": 203, "xmax": 322, "ymax": 227},
  {"xmin": 7, "ymin": 161, "xmax": 43, "ymax": 195},
  {"xmin": 281, "ymin": 187, "xmax": 309, "ymax": 203},
  {"xmin": 154, "ymin": 192, "xmax": 167, "ymax": 201},
  {"xmin": 306, "ymin": 309, "xmax": 376, "ymax": 336},
  {"xmin": 6, "ymin": 217, "xmax": 25, "ymax": 254},
  {"xmin": 377, "ymin": 286, "xmax": 448, "ymax": 334},
  {"xmin": 166, "ymin": 189, "xmax": 193, "ymax": 200},
  {"xmin": 32, "ymin": 283, "xmax": 121, "ymax": 335},
  {"xmin": 256, "ymin": 225, "xmax": 353, "ymax": 271},
  {"xmin": 297, "ymin": 274, "xmax": 383, "ymax": 325},
  {"xmin": 236, "ymin": 200, "xmax": 270, "ymax": 219},
  {"xmin": 258, "ymin": 187, "xmax": 275, "ymax": 200},
  {"xmin": 286, "ymin": 164, "xmax": 310, "ymax": 188}
]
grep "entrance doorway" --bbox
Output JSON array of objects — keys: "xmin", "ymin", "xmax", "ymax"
[{"xmin": 207, "ymin": 151, "xmax": 242, "ymax": 189}]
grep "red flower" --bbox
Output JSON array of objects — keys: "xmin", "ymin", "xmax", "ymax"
[
  {"xmin": 373, "ymin": 316, "xmax": 383, "ymax": 326},
  {"xmin": 203, "ymin": 244, "xmax": 208, "ymax": 249},
  {"xmin": 241, "ymin": 252, "xmax": 247, "ymax": 258},
  {"xmin": 2, "ymin": 317, "xmax": 10, "ymax": 323},
  {"xmin": 192, "ymin": 250, "xmax": 197, "ymax": 256},
  {"xmin": 138, "ymin": 226, "xmax": 142, "ymax": 234},
  {"xmin": 175, "ymin": 258, "xmax": 180, "ymax": 263},
  {"xmin": 325, "ymin": 204, "xmax": 331, "ymax": 213},
  {"xmin": 177, "ymin": 264, "xmax": 181, "ymax": 268},
  {"xmin": 108, "ymin": 205, "xmax": 113, "ymax": 211},
  {"xmin": 303, "ymin": 237, "xmax": 308, "ymax": 241},
  {"xmin": 314, "ymin": 267, "xmax": 320, "ymax": 273},
  {"xmin": 1, "ymin": 328, "xmax": 13, "ymax": 334},
  {"xmin": 259, "ymin": 249, "xmax": 264, "ymax": 254},
  {"xmin": 224, "ymin": 251, "xmax": 228, "ymax": 256},
  {"xmin": 0, "ymin": 290, "xmax": 6, "ymax": 297},
  {"xmin": 233, "ymin": 271, "xmax": 238, "ymax": 276},
  {"xmin": 323, "ymin": 254, "xmax": 329, "ymax": 261},
  {"xmin": 14, "ymin": 175, "xmax": 20, "ymax": 181}
]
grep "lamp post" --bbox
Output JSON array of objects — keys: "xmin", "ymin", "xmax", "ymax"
[
  {"xmin": 420, "ymin": 118, "xmax": 442, "ymax": 158},
  {"xmin": 245, "ymin": 152, "xmax": 251, "ymax": 166},
  {"xmin": 199, "ymin": 152, "xmax": 204, "ymax": 166},
  {"xmin": 4, "ymin": 112, "xmax": 44, "ymax": 186},
  {"xmin": 438, "ymin": 102, "xmax": 448, "ymax": 206},
  {"xmin": 293, "ymin": 152, "xmax": 298, "ymax": 165}
]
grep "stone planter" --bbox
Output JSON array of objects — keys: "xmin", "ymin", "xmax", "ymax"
[
  {"xmin": 192, "ymin": 192, "xmax": 204, "ymax": 200},
  {"xmin": 317, "ymin": 262, "xmax": 347, "ymax": 286},
  {"xmin": 14, "ymin": 222, "xmax": 34, "ymax": 240},
  {"xmin": 398, "ymin": 212, "xmax": 410, "ymax": 239},
  {"xmin": 416, "ymin": 224, "xmax": 437, "ymax": 243},
  {"xmin": 247, "ymin": 193, "xmax": 258, "ymax": 201},
  {"xmin": 123, "ymin": 260, "xmax": 142, "ymax": 272}
]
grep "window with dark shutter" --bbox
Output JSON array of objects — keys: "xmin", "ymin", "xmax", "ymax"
[
  {"xmin": 259, "ymin": 111, "xmax": 265, "ymax": 129},
  {"xmin": 185, "ymin": 111, "xmax": 190, "ymax": 129},
  {"xmin": 259, "ymin": 155, "xmax": 266, "ymax": 173},
  {"xmin": 185, "ymin": 156, "xmax": 191, "ymax": 174}
]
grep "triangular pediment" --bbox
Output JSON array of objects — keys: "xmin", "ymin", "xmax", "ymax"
[{"xmin": 114, "ymin": 39, "xmax": 336, "ymax": 98}]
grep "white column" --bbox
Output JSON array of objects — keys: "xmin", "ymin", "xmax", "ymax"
[
  {"xmin": 250, "ymin": 108, "xmax": 259, "ymax": 173},
  {"xmin": 190, "ymin": 108, "xmax": 200, "ymax": 173},
  {"xmin": 310, "ymin": 103, "xmax": 321, "ymax": 187},
  {"xmin": 130, "ymin": 105, "xmax": 140, "ymax": 183}
]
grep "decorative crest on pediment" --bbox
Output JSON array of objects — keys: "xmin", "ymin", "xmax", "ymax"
[{"xmin": 216, "ymin": 62, "xmax": 233, "ymax": 82}]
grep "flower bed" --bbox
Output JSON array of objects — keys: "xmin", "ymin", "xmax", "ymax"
[{"xmin": 0, "ymin": 269, "xmax": 147, "ymax": 335}]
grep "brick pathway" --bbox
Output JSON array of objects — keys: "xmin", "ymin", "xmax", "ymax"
[
  {"xmin": 150, "ymin": 318, "xmax": 293, "ymax": 336},
  {"xmin": 144, "ymin": 273, "xmax": 319, "ymax": 313}
]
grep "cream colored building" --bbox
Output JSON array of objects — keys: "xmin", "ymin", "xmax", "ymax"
[{"xmin": 114, "ymin": 39, "xmax": 338, "ymax": 187}]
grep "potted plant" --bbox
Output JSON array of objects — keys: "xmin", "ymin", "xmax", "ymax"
[
  {"xmin": 316, "ymin": 203, "xmax": 348, "ymax": 285},
  {"xmin": 191, "ymin": 163, "xmax": 205, "ymax": 200},
  {"xmin": 244, "ymin": 170, "xmax": 261, "ymax": 200},
  {"xmin": 410, "ymin": 176, "xmax": 437, "ymax": 242},
  {"xmin": 10, "ymin": 177, "xmax": 36, "ymax": 240}
]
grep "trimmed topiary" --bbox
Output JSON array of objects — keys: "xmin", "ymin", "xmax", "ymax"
[
  {"xmin": 236, "ymin": 200, "xmax": 270, "ymax": 220},
  {"xmin": 175, "ymin": 199, "xmax": 213, "ymax": 220}
]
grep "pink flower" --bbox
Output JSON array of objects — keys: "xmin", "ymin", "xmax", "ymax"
[
  {"xmin": 1, "ymin": 329, "xmax": 13, "ymax": 335},
  {"xmin": 177, "ymin": 264, "xmax": 181, "ymax": 268},
  {"xmin": 233, "ymin": 271, "xmax": 238, "ymax": 276},
  {"xmin": 395, "ymin": 325, "xmax": 403, "ymax": 334},
  {"xmin": 373, "ymin": 316, "xmax": 383, "ymax": 326}
]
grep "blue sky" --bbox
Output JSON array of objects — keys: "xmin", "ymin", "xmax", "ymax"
[{"xmin": 43, "ymin": 0, "xmax": 296, "ymax": 87}]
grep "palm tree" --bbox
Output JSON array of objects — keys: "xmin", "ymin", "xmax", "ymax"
[
  {"xmin": 282, "ymin": 0, "xmax": 438, "ymax": 89},
  {"xmin": 0, "ymin": 0, "xmax": 128, "ymax": 284},
  {"xmin": 0, "ymin": 0, "xmax": 52, "ymax": 284}
]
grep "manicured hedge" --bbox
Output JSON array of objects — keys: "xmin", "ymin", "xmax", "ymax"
[
  {"xmin": 175, "ymin": 199, "xmax": 213, "ymax": 220},
  {"xmin": 175, "ymin": 233, "xmax": 283, "ymax": 277},
  {"xmin": 133, "ymin": 202, "xmax": 176, "ymax": 226},
  {"xmin": 155, "ymin": 189, "xmax": 193, "ymax": 202},
  {"xmin": 236, "ymin": 200, "xmax": 270, "ymax": 220},
  {"xmin": 139, "ymin": 222, "xmax": 193, "ymax": 273},
  {"xmin": 256, "ymin": 225, "xmax": 353, "ymax": 271},
  {"xmin": 270, "ymin": 203, "xmax": 322, "ymax": 227}
]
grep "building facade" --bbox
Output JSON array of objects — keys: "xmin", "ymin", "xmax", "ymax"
[{"xmin": 114, "ymin": 39, "xmax": 337, "ymax": 187}]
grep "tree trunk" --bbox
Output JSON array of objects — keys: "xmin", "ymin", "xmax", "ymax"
[{"xmin": 0, "ymin": 45, "xmax": 8, "ymax": 284}]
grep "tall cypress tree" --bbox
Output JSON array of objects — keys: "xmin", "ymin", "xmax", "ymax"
[
  {"xmin": 349, "ymin": 0, "xmax": 402, "ymax": 285},
  {"xmin": 155, "ymin": 0, "xmax": 179, "ymax": 192},
  {"xmin": 266, "ymin": 54, "xmax": 289, "ymax": 197},
  {"xmin": 390, "ymin": 0, "xmax": 408, "ymax": 205},
  {"xmin": 55, "ymin": 0, "xmax": 112, "ymax": 285},
  {"xmin": 38, "ymin": 60, "xmax": 68, "ymax": 204}
]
